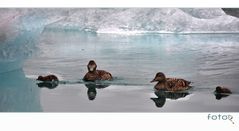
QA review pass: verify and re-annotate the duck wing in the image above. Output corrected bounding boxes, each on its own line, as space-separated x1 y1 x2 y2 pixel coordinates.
166 78 191 91
97 70 113 80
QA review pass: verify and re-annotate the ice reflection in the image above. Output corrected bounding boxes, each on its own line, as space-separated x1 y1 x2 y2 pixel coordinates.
0 69 42 112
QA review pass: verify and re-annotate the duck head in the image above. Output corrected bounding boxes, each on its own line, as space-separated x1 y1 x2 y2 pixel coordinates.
87 60 97 72
151 72 166 83
37 76 43 81
215 86 222 93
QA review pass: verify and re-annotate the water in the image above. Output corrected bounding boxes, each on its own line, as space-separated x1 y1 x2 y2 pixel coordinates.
1 30 239 112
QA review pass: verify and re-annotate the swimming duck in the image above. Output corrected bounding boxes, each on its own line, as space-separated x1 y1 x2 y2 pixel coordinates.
83 60 113 81
214 86 232 100
37 75 59 82
215 86 232 94
150 72 191 92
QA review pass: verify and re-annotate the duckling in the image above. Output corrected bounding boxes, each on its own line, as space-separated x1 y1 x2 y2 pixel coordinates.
83 60 113 81
215 86 232 94
214 86 232 100
150 72 191 92
37 75 59 82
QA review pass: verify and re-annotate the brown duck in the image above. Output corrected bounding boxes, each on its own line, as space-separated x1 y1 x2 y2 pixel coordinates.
37 75 59 82
150 72 191 92
215 86 232 94
83 60 113 81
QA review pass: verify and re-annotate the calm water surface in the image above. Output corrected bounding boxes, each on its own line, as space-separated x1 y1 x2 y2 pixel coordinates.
1 30 239 112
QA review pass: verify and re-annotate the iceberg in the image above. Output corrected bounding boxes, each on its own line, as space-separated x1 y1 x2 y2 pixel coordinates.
0 9 67 73
1 8 239 73
45 8 239 34
0 69 42 111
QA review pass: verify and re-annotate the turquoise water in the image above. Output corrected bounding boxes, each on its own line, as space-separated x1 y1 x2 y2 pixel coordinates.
1 30 239 112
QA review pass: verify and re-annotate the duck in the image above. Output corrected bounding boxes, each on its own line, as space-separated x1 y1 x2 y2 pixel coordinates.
83 60 113 81
150 72 191 92
214 86 232 94
37 75 59 82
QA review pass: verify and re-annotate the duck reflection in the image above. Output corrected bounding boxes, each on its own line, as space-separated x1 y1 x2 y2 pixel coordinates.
150 94 166 108
86 84 97 100
84 83 110 101
37 81 59 89
214 94 230 100
151 91 189 108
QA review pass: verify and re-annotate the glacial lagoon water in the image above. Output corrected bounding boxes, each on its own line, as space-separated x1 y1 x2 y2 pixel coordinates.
1 30 239 112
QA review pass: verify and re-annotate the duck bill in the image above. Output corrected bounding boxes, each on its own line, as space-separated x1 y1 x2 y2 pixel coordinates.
150 79 156 83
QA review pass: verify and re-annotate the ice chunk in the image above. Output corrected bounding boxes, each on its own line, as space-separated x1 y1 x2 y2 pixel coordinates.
0 69 41 111
0 9 67 73
45 8 239 34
